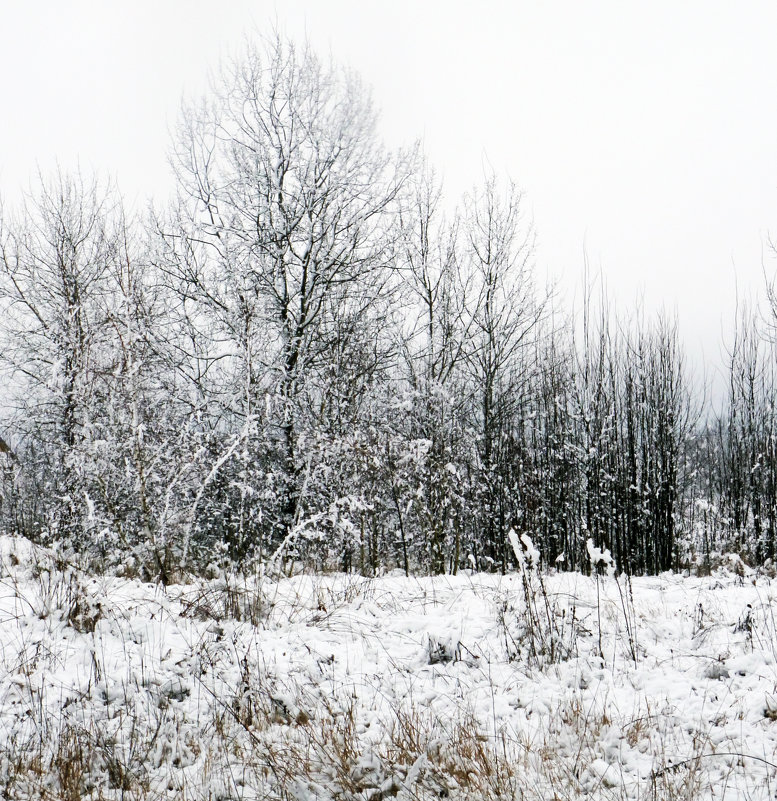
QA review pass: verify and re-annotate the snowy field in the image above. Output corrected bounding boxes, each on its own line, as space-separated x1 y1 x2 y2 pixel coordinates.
1 536 777 800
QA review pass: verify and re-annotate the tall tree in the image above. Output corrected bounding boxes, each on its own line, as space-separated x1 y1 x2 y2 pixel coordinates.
395 169 472 573
165 35 413 561
0 172 118 545
463 176 542 570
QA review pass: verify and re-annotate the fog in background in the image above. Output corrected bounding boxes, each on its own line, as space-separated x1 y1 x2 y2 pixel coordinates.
2 1 776 400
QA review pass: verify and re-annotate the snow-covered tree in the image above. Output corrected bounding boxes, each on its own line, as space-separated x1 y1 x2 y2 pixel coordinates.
163 34 413 563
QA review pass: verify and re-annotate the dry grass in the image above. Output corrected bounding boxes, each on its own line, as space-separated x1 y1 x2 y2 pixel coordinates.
2 538 777 800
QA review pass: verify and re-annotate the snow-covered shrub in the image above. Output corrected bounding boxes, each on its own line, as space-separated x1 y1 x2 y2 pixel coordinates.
426 632 461 665
586 537 616 577
501 530 581 667
177 574 269 627
3 540 105 634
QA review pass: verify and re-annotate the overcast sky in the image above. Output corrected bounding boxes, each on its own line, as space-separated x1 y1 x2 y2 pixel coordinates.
2 1 776 395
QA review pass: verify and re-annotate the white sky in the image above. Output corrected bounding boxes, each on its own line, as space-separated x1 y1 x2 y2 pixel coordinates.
2 1 777 396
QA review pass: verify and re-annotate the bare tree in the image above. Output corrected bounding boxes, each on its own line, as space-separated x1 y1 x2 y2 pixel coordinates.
0 171 118 544
392 168 474 573
462 176 543 570
712 301 777 560
164 35 413 558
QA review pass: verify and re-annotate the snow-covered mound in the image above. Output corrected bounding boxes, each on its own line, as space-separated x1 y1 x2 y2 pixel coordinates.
1 535 776 800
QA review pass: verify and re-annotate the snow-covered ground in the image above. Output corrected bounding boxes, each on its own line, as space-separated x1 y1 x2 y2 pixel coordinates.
1 535 776 800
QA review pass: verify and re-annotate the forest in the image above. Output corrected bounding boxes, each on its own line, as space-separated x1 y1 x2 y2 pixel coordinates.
1 35 776 581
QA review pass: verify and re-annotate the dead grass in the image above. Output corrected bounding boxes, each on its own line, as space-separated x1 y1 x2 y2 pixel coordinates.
2 538 777 800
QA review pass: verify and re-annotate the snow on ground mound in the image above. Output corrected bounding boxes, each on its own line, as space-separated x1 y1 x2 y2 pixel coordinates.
1 535 776 800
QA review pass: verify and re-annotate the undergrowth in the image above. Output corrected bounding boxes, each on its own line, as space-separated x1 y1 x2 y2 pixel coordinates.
1 534 777 800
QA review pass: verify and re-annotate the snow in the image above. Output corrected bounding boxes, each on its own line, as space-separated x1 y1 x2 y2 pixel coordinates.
587 536 617 575
1 534 777 799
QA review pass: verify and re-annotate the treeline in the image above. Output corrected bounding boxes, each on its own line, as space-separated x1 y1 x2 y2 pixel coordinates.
0 36 775 579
